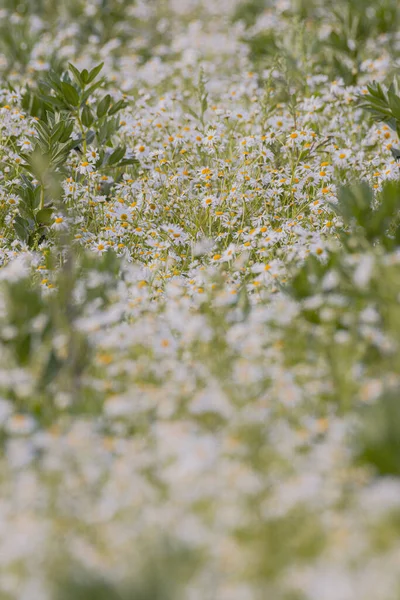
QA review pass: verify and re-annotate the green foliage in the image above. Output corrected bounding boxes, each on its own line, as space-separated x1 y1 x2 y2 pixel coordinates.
235 506 326 582
54 542 198 600
246 30 278 64
0 11 39 75
34 62 131 158
355 391 400 476
0 247 122 416
332 180 400 250
359 79 400 141
14 62 138 246
13 115 75 245
2 2 400 598
232 0 268 27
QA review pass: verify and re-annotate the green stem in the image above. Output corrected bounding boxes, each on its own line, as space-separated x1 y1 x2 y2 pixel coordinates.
76 113 86 155
39 185 45 210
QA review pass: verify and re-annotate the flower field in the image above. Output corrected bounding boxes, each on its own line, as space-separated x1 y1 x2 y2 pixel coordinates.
2 0 400 597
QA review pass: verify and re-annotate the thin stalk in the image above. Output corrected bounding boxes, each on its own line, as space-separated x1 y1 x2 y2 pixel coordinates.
39 184 45 210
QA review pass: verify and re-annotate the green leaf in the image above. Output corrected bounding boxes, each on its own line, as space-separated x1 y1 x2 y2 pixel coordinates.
35 120 51 141
81 78 106 104
108 99 128 116
16 334 32 365
45 72 64 95
390 147 400 160
60 82 80 107
81 105 94 127
37 94 64 111
17 185 37 220
361 95 389 110
36 207 54 225
366 83 385 100
97 117 118 144
86 130 96 145
50 121 66 144
360 97 392 119
59 121 74 143
86 62 104 84
107 145 126 166
335 181 374 228
388 91 400 120
14 215 30 241
68 63 84 88
184 105 199 120
39 350 63 388
118 157 139 166
97 94 112 118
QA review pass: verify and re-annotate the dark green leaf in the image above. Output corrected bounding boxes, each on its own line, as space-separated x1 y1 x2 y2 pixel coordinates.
59 121 74 143
108 99 127 116
388 91 400 120
86 130 96 145
14 215 30 241
36 207 54 225
81 78 106 104
68 63 84 88
118 157 139 166
50 121 66 144
97 94 112 118
60 82 80 107
107 145 126 165
81 105 94 127
86 62 104 84
391 147 400 160
39 350 63 388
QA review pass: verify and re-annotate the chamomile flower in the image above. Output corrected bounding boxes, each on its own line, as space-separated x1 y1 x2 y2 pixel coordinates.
79 161 94 174
51 215 68 230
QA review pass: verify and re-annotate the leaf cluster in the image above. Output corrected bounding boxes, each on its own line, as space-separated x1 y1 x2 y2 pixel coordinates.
359 79 400 145
332 180 400 250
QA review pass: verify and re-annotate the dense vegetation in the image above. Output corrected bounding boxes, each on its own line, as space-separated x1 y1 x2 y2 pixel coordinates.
1 0 400 598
